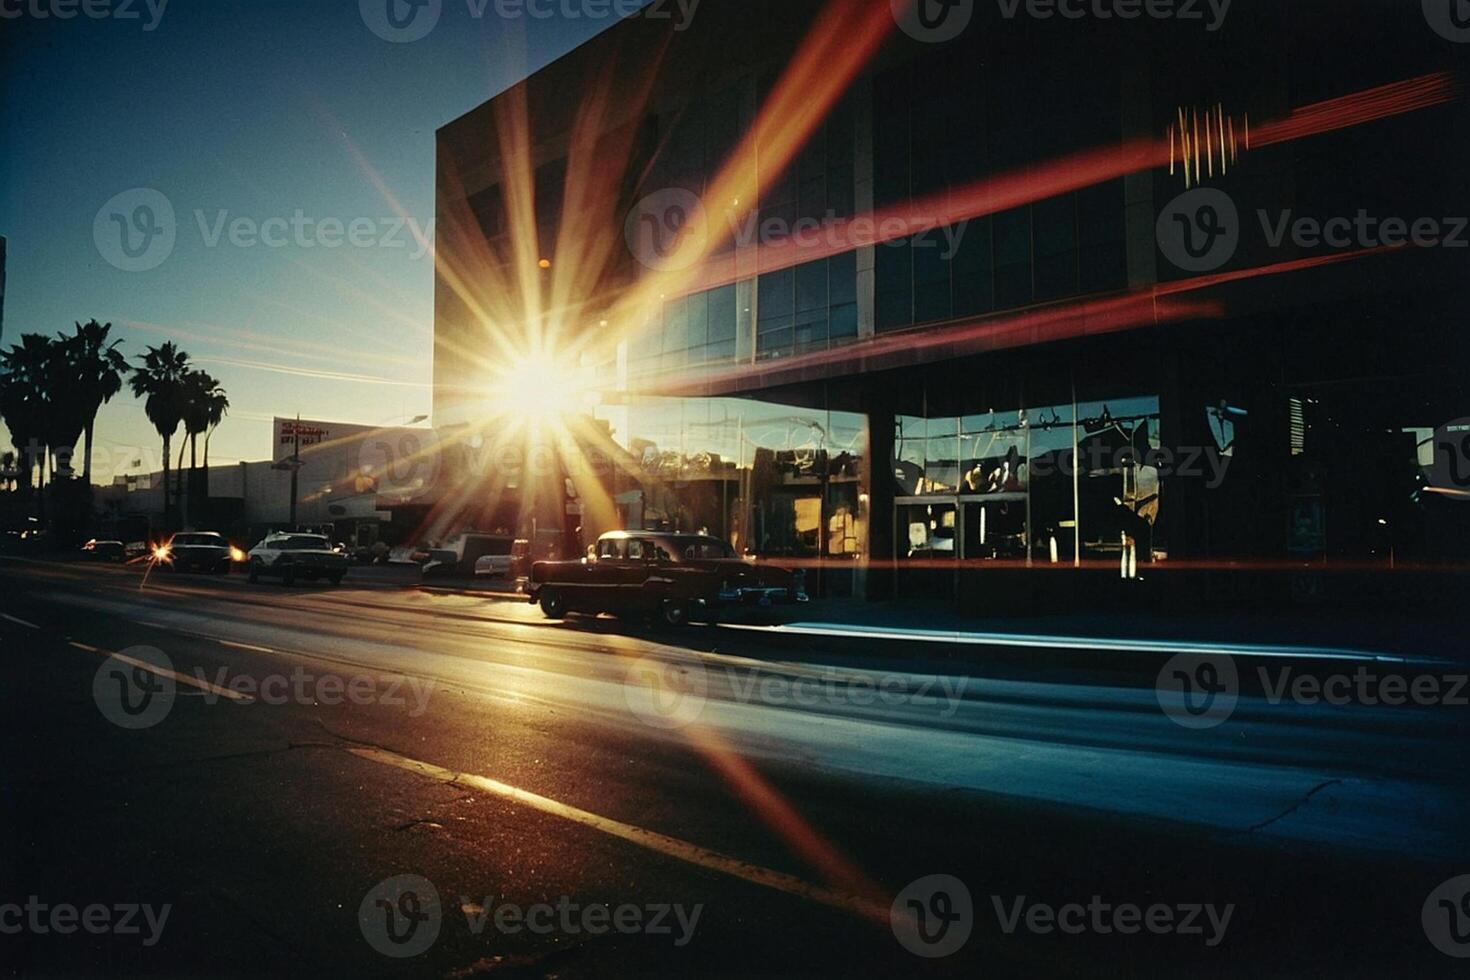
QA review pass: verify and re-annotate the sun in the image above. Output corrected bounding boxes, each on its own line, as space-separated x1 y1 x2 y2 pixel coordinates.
486 349 593 430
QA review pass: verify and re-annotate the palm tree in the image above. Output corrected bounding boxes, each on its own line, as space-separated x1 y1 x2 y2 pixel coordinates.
0 334 59 495
128 342 191 515
181 369 228 505
59 320 130 484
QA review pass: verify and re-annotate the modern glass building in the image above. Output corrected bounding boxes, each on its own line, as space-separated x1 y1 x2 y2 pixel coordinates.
434 0 1469 607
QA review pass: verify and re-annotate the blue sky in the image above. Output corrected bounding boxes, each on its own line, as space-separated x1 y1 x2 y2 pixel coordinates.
1 0 623 479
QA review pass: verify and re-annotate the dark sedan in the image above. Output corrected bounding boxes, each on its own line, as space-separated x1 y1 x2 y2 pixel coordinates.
527 531 806 626
161 532 234 574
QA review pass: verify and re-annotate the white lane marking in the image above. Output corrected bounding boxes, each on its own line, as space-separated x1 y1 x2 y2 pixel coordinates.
720 622 1424 665
1 612 40 630
217 639 275 654
127 618 276 654
68 641 254 703
348 745 888 923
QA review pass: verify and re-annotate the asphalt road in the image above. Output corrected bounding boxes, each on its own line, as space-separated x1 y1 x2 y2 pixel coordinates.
1 557 1467 977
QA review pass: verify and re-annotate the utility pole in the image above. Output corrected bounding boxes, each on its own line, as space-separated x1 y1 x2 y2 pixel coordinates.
272 415 305 530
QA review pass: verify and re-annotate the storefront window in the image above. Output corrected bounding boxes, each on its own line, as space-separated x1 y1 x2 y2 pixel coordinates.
609 394 867 596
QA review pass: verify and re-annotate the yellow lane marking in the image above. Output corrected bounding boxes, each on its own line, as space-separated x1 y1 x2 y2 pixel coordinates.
67 641 254 703
348 745 888 923
1 612 40 630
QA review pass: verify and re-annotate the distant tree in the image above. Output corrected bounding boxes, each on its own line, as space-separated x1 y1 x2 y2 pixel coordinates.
58 320 129 484
0 334 59 494
180 369 228 503
128 342 191 515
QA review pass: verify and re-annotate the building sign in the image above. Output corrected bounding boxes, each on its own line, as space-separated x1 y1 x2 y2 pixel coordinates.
274 418 331 459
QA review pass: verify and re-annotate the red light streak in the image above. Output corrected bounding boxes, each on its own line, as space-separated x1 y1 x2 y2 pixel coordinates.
668 72 1460 299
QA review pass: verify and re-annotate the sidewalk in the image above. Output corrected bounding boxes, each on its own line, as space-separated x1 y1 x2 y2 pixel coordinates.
743 598 1462 665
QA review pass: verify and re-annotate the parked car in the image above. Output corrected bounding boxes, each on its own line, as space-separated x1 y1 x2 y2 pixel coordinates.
526 531 807 626
419 549 462 580
472 535 516 579
246 532 350 586
80 539 126 562
159 531 233 574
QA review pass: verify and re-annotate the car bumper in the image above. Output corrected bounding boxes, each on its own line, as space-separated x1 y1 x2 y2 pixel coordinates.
710 587 809 607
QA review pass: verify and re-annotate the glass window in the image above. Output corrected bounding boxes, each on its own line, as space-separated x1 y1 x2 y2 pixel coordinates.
913 236 952 325
893 415 927 496
1078 180 1126 294
961 411 1027 494
875 239 913 332
952 217 993 317
993 207 1033 310
872 65 911 209
598 538 625 560
627 539 647 560
829 251 858 341
1033 194 1078 301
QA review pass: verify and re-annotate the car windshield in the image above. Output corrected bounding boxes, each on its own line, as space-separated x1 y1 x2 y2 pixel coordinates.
280 536 331 550
172 534 220 546
682 538 736 560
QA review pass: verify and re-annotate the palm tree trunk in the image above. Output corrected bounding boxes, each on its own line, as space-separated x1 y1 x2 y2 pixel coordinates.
161 436 171 514
83 422 95 484
203 426 215 499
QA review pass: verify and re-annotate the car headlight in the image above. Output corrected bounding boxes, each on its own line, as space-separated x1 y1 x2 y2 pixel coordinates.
230 547 248 562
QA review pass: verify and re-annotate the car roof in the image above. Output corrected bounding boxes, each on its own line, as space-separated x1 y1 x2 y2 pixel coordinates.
601 531 718 540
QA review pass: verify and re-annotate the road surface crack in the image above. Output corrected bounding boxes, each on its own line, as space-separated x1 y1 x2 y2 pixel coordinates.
1246 778 1343 833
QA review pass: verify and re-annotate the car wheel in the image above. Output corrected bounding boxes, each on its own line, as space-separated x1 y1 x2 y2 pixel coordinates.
247 562 260 584
329 572 344 585
539 589 567 619
659 598 690 628
281 568 296 587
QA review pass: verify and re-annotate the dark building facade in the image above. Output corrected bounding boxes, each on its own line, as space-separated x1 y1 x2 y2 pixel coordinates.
435 0 1469 608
